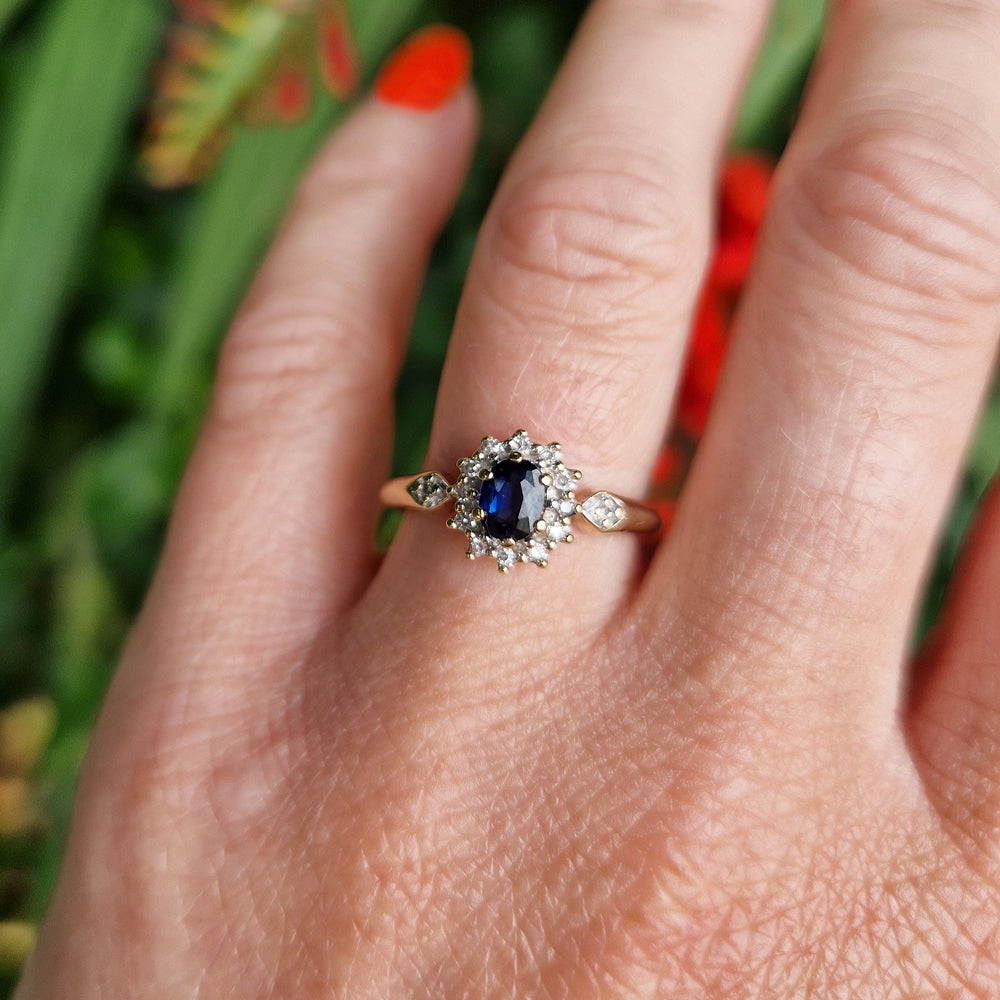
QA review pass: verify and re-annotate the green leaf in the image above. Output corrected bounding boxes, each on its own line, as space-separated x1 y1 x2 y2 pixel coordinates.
150 99 345 422
151 0 428 424
0 0 167 526
733 0 830 151
0 0 31 38
969 380 1000 497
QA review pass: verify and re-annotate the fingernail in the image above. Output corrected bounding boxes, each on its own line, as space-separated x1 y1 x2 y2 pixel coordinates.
375 25 472 111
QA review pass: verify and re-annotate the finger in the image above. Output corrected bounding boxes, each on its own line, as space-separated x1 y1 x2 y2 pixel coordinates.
646 0 1000 716
382 0 770 602
141 52 476 661
909 475 1000 850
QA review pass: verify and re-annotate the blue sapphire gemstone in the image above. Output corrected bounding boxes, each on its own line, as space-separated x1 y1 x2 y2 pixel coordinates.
479 459 547 541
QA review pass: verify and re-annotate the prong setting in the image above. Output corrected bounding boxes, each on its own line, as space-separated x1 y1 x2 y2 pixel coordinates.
580 491 629 531
447 431 578 572
407 471 452 509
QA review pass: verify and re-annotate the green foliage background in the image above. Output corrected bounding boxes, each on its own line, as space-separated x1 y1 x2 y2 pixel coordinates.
0 0 995 992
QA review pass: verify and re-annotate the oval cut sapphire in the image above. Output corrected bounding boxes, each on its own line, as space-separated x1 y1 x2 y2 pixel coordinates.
479 459 546 541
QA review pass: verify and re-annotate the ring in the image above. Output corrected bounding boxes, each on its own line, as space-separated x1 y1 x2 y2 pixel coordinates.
379 430 661 572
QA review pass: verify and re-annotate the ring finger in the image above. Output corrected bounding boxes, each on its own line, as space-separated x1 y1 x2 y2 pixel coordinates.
378 0 771 609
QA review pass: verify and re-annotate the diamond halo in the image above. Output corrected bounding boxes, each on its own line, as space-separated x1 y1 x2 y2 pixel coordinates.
447 430 581 573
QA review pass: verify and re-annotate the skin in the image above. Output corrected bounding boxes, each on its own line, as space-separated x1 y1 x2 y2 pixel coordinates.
16 0 1000 995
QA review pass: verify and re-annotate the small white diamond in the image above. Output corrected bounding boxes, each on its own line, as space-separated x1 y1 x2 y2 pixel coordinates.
479 437 505 461
450 505 479 532
552 466 578 490
550 523 570 543
408 472 450 509
458 457 485 481
557 498 577 517
467 535 490 558
507 430 534 456
452 476 478 500
536 443 561 465
495 547 517 570
527 541 549 564
543 508 570 543
580 492 626 531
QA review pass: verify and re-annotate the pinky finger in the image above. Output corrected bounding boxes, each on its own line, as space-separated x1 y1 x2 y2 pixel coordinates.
909 475 1000 852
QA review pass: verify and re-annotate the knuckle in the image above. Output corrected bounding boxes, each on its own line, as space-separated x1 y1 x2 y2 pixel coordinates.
212 296 392 432
295 111 428 220
206 136 421 435
107 674 303 848
487 144 705 309
471 142 705 455
780 121 1000 324
296 151 411 221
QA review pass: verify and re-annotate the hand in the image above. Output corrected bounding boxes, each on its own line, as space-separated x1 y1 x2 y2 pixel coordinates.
17 3 1000 996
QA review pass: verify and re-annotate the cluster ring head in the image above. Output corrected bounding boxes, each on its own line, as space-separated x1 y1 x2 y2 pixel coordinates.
448 430 580 572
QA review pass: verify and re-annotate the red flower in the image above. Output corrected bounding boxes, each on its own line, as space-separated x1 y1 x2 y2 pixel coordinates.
647 498 676 537
675 282 728 439
650 153 773 539
675 153 773 440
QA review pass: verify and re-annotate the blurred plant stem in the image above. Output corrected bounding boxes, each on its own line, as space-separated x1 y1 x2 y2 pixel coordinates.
0 0 30 38
0 0 166 529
